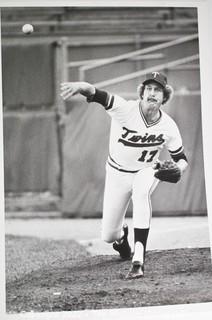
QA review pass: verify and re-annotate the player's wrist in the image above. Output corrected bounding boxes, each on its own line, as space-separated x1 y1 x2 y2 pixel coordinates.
86 86 96 102
176 159 188 174
87 88 110 107
80 82 96 97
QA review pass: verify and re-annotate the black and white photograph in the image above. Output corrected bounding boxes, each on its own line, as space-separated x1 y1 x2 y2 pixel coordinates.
1 1 212 319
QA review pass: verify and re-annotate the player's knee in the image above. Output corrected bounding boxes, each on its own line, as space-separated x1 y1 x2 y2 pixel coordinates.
132 192 149 206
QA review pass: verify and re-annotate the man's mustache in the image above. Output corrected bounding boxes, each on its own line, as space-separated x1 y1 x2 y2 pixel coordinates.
147 97 157 102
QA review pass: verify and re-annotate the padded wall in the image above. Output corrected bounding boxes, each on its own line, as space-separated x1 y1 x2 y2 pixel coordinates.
2 44 54 107
3 112 60 194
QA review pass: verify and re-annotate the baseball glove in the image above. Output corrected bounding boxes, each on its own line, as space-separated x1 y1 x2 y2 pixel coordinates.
154 160 181 183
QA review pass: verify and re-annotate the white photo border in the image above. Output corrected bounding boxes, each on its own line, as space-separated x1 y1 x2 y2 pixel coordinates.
0 1 212 319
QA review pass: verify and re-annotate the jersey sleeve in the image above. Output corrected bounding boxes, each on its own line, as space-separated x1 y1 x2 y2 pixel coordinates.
106 94 134 123
166 120 185 159
88 88 135 125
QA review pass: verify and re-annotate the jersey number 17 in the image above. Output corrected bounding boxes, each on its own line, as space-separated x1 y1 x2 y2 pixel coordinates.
138 150 158 162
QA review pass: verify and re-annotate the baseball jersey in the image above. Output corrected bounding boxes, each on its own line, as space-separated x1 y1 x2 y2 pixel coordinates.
103 94 184 172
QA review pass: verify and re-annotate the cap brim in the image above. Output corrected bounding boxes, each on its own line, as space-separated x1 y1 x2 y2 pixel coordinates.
143 79 165 89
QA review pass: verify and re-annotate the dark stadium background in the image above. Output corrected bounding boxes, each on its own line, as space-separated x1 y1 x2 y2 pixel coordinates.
1 7 206 218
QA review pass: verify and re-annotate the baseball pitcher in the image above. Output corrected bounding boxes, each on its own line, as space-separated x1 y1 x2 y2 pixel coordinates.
60 72 188 279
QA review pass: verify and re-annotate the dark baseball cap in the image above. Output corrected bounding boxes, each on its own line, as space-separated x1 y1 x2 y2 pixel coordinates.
143 72 167 89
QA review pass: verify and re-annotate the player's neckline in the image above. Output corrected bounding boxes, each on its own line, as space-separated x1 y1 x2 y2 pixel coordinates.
139 103 162 127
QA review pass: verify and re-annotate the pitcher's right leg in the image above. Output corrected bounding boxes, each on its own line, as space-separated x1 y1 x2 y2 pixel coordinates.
101 164 133 243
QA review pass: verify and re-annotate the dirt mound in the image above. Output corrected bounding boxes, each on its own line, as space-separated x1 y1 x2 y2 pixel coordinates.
6 235 212 313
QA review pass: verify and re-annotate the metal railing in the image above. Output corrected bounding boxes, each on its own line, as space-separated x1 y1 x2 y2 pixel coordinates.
78 33 198 83
94 54 199 88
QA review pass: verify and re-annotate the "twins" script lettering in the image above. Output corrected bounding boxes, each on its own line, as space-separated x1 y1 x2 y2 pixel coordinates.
118 127 165 147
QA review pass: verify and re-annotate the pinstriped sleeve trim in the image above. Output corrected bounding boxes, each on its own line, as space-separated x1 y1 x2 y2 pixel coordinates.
105 95 114 110
168 146 184 155
169 146 188 163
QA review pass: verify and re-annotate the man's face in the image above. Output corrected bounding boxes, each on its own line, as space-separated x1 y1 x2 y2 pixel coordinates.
142 81 164 112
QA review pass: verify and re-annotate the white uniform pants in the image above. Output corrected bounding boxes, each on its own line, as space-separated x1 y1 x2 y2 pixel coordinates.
101 163 159 243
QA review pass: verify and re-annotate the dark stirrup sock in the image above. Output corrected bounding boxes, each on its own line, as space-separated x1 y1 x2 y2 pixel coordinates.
134 228 150 261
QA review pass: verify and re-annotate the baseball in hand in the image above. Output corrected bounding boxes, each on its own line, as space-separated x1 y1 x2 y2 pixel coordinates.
22 24 34 34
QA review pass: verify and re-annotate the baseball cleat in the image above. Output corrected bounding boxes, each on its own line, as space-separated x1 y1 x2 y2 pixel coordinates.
113 224 132 260
125 261 144 280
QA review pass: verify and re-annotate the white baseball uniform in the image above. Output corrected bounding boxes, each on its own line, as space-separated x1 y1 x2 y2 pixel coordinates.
100 94 184 243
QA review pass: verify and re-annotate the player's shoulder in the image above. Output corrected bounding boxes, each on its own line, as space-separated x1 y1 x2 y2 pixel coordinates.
112 94 139 111
160 110 181 137
127 98 140 108
161 110 178 127
114 94 138 105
